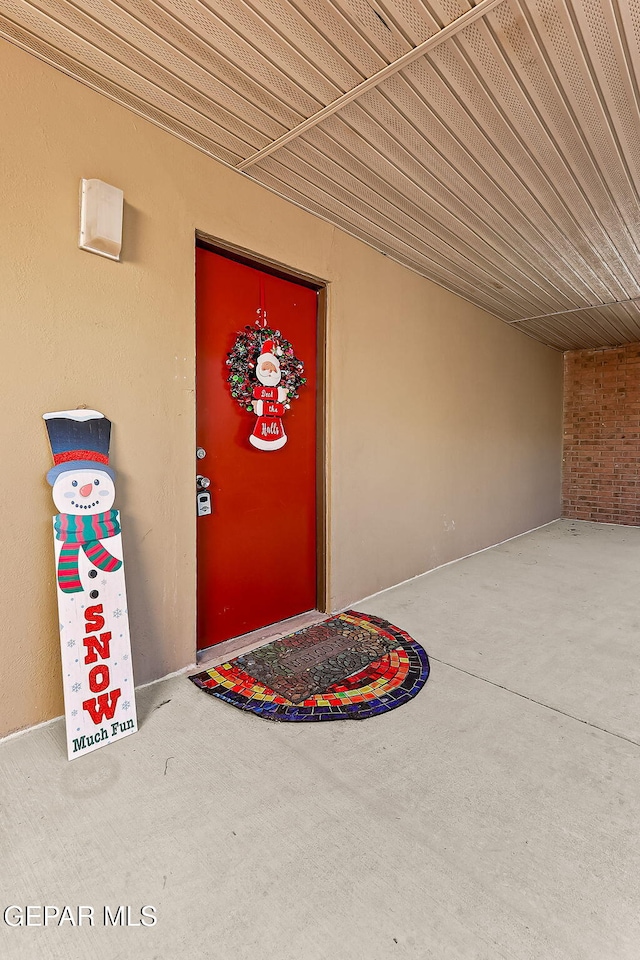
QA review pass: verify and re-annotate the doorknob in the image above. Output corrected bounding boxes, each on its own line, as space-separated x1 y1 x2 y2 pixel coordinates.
196 475 211 489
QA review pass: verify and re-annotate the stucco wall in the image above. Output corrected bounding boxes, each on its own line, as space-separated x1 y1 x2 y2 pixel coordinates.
0 39 563 737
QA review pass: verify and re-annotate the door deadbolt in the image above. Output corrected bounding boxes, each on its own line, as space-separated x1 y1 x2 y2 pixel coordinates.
196 447 207 459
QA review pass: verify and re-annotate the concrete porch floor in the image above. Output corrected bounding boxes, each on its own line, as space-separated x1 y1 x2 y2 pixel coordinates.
1 519 639 960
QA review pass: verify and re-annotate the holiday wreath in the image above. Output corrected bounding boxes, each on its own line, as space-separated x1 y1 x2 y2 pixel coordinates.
226 325 306 411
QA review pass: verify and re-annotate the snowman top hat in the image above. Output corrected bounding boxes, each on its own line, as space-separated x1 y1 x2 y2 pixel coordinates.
43 409 116 485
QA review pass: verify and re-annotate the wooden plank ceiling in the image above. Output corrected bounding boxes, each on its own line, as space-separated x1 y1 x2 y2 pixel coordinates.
2 0 640 350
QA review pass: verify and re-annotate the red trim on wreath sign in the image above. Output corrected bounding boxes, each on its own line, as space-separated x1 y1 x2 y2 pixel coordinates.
253 385 278 400
53 449 110 466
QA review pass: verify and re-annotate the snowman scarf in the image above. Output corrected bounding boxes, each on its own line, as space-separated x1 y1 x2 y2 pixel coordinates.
54 510 122 594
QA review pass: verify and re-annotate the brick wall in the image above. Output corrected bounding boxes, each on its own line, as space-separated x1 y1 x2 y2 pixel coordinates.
563 342 640 524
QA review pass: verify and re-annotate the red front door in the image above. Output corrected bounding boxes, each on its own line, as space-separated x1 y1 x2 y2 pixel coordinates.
196 247 319 649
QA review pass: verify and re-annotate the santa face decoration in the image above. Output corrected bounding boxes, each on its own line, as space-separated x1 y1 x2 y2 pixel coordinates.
256 353 282 388
43 409 137 760
52 469 116 515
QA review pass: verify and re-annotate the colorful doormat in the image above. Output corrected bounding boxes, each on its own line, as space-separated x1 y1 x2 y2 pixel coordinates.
189 611 429 721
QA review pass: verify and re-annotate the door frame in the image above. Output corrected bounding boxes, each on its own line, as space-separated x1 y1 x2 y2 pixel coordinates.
194 231 329 644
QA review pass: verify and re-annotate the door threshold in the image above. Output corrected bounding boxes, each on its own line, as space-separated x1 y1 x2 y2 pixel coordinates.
197 609 327 666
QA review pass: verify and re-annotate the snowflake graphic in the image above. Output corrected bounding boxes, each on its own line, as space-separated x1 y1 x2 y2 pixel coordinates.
101 579 107 586
72 682 81 693
59 623 64 631
67 639 76 648
122 654 129 661
71 709 78 717
122 701 130 711
113 609 122 619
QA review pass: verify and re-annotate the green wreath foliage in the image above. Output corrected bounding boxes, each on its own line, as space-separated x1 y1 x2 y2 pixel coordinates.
226 326 306 411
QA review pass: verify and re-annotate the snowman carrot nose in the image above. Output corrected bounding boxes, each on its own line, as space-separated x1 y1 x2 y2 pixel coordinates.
79 483 94 497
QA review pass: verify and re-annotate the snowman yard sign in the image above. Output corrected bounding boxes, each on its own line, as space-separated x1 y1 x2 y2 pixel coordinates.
44 409 137 760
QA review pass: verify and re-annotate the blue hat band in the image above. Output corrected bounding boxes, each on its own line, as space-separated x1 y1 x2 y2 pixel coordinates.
46 461 116 486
